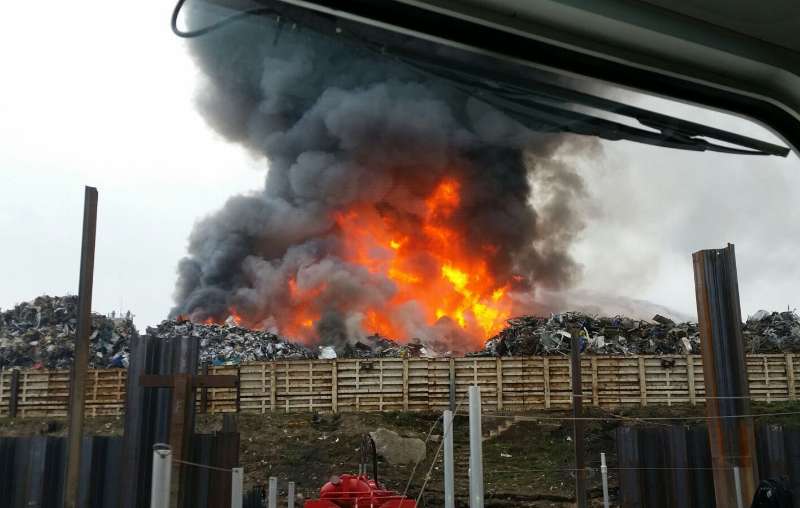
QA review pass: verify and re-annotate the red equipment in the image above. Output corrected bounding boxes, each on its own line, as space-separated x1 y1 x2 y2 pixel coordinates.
304 436 417 508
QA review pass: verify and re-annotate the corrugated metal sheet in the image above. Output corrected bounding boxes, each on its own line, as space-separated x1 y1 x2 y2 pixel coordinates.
0 433 239 508
617 425 800 507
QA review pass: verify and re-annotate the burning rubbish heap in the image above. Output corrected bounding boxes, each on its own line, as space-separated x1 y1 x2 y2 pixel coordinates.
477 309 800 357
171 7 593 355
2 295 799 368
0 295 136 369
145 318 314 365
329 334 440 359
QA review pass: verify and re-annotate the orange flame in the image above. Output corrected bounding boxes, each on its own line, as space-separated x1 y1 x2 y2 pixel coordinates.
331 177 512 347
197 177 515 349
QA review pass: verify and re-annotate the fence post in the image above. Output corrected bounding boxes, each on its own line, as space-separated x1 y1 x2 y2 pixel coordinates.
495 359 503 411
601 452 609 508
268 476 277 508
468 385 484 508
693 244 758 506
687 355 696 406
151 444 172 508
9 369 20 418
638 357 648 407
270 363 277 411
287 481 295 508
571 333 588 508
787 354 796 400
231 467 243 508
402 359 409 411
443 409 455 508
733 466 744 508
543 358 551 409
331 360 338 413
449 359 456 412
236 366 242 412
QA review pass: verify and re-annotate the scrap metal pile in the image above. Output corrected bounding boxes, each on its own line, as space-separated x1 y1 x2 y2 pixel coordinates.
3 295 799 367
742 310 800 353
332 334 433 359
145 317 315 365
0 295 136 369
477 310 800 357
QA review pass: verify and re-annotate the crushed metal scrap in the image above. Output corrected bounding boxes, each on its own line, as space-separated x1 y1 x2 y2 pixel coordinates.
144 317 315 364
473 310 800 357
3 296 800 366
0 295 136 369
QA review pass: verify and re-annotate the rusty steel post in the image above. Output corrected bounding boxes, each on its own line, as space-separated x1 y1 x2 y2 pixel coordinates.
200 362 209 413
64 186 98 508
570 332 588 508
9 369 20 418
693 243 758 507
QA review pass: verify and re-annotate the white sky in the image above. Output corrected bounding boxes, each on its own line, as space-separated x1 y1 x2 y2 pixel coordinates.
1 1 797 330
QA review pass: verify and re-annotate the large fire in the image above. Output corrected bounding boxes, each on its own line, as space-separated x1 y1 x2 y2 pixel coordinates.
274 178 514 349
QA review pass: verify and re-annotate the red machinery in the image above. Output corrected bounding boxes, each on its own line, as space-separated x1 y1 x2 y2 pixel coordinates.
304 436 417 508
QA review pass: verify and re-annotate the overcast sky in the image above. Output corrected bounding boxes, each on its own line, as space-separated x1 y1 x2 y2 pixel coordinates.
1 1 797 331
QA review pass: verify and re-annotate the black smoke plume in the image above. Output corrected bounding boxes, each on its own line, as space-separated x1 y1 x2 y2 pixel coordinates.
172 6 592 349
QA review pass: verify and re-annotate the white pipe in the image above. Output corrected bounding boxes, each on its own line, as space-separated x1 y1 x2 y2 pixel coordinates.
231 467 243 508
288 481 296 508
268 476 278 508
444 409 455 508
468 386 484 508
150 445 171 508
733 466 744 508
601 452 609 508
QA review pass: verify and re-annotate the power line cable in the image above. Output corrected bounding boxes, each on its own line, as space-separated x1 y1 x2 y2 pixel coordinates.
171 0 276 38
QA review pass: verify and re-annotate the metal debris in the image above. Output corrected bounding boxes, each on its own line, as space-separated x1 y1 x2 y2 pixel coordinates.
144 318 315 365
743 310 800 353
476 310 800 356
0 295 136 369
4 295 799 367
337 334 435 359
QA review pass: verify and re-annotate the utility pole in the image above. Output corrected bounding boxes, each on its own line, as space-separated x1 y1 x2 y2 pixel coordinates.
570 332 588 508
64 186 98 508
693 244 758 507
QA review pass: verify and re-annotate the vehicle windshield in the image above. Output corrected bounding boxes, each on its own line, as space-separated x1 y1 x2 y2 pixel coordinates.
1 1 798 507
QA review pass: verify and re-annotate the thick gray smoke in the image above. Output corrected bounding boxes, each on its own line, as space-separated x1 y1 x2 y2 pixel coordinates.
172 10 592 349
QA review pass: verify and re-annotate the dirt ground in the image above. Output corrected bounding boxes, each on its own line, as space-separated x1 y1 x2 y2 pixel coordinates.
3 402 799 507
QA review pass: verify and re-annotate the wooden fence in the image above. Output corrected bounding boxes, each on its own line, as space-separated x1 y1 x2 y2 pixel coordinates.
1 354 798 417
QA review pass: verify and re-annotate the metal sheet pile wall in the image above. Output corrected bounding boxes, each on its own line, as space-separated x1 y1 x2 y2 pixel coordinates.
0 432 238 508
120 334 199 508
616 425 800 508
0 435 121 508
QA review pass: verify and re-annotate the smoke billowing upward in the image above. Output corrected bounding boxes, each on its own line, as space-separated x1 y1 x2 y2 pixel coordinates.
172 8 593 351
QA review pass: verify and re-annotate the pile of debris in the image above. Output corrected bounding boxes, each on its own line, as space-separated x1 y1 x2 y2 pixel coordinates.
743 310 800 353
326 334 434 359
477 312 699 356
145 318 315 365
4 294 799 368
0 295 137 369
478 309 800 357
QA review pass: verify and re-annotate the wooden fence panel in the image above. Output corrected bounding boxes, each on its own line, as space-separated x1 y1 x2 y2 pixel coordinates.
642 356 691 407
207 365 239 413
3 354 800 417
453 358 498 409
0 370 8 416
272 361 333 413
747 354 792 403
